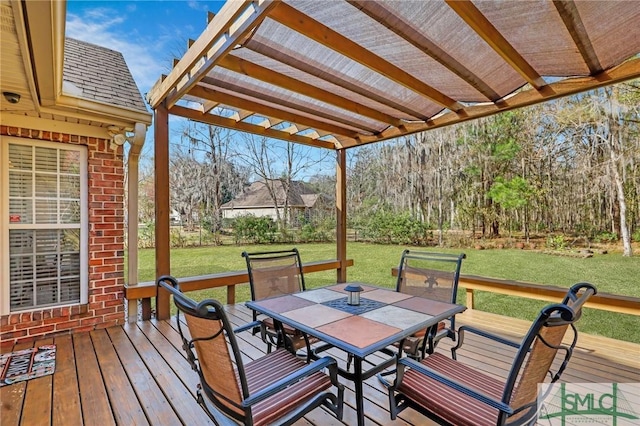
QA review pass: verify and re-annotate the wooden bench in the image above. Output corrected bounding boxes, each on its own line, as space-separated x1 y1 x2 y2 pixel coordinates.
126 259 354 322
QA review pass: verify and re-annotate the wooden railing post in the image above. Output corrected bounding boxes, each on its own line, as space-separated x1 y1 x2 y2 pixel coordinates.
336 149 347 283
154 103 171 320
466 288 475 309
227 285 236 305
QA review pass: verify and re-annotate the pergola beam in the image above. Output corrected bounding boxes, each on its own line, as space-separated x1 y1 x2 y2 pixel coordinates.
218 55 401 127
553 0 603 74
342 56 640 148
169 105 340 150
247 39 432 121
188 84 363 138
347 0 501 102
269 2 465 114
446 0 548 92
200 76 383 134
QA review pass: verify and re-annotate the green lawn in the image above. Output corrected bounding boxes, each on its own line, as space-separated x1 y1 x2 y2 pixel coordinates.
135 242 640 343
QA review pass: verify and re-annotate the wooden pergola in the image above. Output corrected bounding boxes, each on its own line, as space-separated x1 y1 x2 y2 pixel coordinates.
146 0 640 319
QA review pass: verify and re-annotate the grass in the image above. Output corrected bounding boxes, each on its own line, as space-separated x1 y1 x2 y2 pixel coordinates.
135 242 640 344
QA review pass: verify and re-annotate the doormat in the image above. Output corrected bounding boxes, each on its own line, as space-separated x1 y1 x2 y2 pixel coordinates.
0 345 56 387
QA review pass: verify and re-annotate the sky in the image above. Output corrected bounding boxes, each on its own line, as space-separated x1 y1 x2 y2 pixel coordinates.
66 0 226 97
64 0 338 178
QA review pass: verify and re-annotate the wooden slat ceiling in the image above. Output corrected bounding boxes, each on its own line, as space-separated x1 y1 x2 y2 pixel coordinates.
147 0 640 150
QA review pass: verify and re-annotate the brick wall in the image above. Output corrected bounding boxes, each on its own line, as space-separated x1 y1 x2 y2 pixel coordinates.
1 125 126 348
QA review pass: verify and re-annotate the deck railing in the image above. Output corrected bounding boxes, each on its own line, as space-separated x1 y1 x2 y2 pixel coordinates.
125 259 354 322
126 261 638 322
391 268 640 316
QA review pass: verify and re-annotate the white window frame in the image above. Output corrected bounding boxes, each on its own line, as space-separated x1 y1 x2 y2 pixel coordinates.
1 136 88 315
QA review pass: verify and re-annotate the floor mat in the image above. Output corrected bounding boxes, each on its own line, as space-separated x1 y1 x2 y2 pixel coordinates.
1 345 56 387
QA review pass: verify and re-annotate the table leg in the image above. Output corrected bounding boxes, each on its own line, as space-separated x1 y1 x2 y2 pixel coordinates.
354 356 365 426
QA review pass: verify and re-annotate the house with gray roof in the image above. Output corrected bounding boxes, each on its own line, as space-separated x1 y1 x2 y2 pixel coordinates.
0 0 152 345
221 179 328 225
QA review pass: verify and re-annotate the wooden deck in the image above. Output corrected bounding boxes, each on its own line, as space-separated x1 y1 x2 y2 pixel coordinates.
2 305 639 426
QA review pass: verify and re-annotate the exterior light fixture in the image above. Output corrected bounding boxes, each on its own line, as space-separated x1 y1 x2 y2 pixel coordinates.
345 284 363 306
3 92 21 104
107 126 129 150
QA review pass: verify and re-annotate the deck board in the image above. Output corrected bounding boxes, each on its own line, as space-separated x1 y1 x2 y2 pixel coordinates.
92 329 149 426
52 335 82 426
20 339 53 426
1 306 639 426
73 332 115 425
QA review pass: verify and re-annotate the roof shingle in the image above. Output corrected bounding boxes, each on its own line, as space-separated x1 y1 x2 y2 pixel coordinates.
63 38 148 113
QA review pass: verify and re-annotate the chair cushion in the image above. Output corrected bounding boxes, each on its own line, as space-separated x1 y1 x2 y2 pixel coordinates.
244 349 332 426
397 353 505 426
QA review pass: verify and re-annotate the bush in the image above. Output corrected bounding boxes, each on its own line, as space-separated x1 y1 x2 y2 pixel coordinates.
546 234 567 250
358 210 428 245
232 215 276 244
594 232 618 243
138 222 155 248
299 222 332 243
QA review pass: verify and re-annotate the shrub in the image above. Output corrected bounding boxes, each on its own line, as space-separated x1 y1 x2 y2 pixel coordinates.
546 235 567 250
594 232 618 243
232 215 276 244
358 210 428 245
138 222 155 248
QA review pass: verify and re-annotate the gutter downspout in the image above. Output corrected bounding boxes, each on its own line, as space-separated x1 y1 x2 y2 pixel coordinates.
126 122 147 322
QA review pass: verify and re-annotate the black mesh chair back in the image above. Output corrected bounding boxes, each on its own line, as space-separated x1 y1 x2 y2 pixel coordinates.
396 250 466 356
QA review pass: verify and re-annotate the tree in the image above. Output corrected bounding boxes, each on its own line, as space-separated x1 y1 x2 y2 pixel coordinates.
171 122 247 241
235 134 330 231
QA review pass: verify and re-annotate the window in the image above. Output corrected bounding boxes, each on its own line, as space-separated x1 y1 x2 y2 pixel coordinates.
1 137 88 314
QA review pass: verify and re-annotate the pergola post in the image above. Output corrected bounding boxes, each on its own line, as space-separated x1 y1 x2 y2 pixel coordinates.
336 148 347 283
154 103 171 320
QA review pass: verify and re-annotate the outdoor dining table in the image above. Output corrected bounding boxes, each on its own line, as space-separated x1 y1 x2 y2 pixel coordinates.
245 283 467 426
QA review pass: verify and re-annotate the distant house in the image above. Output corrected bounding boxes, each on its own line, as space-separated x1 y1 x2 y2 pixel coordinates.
1 1 151 346
221 180 328 225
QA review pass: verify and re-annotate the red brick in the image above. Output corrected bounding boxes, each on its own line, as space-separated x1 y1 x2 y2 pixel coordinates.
28 325 55 335
56 320 81 330
2 329 28 340
94 307 116 316
15 320 43 331
81 317 101 326
94 294 117 302
105 312 124 322
1 324 15 333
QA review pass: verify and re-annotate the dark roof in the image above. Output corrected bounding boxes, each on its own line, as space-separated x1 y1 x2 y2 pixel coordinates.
63 38 148 113
221 180 316 209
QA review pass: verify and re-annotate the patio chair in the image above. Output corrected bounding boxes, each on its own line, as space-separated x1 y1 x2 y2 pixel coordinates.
348 250 466 372
157 275 344 426
394 250 466 359
241 248 318 355
383 282 597 426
